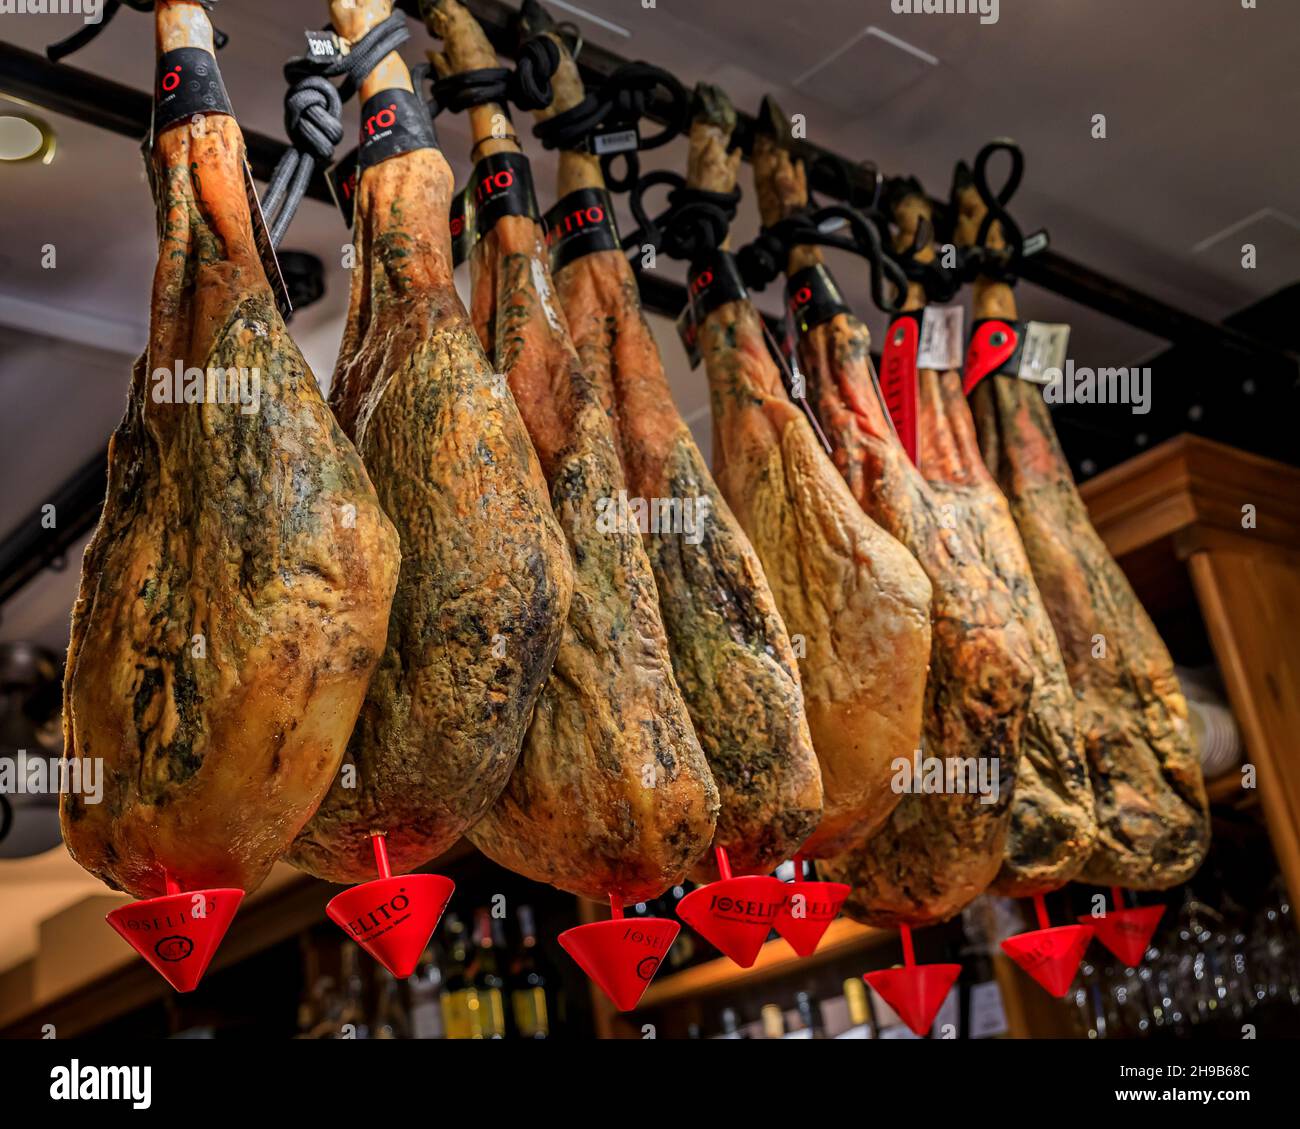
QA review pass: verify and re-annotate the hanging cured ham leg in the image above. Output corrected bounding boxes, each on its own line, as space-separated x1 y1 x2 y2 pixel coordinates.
886 180 1096 898
286 0 573 951
746 107 1034 929
672 87 932 869
423 0 717 927
515 0 823 913
61 0 400 991
951 147 1209 890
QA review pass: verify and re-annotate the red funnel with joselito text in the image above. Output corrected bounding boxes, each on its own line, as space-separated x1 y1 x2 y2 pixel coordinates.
559 900 679 1011
772 855 849 958
324 834 454 979
676 847 785 968
1002 925 1093 997
864 963 961 1038
1083 890 1164 966
1000 893 1092 997
862 924 957 1037
105 877 242 993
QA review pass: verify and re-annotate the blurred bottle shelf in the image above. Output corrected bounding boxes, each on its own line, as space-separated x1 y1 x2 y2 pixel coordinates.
638 918 887 1009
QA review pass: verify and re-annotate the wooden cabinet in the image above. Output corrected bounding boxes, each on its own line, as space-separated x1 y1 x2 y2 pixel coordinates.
1079 435 1300 912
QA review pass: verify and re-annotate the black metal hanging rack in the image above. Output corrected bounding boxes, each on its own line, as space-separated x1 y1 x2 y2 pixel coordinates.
0 0 1296 611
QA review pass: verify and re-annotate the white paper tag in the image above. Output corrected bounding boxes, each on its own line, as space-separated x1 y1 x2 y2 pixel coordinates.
969 979 1009 1039
917 305 964 371
1017 321 1071 384
593 128 639 156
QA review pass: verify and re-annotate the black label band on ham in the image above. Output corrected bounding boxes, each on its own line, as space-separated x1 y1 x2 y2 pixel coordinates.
676 252 749 370
688 250 748 320
358 88 439 174
470 152 539 239
786 263 851 336
153 47 232 134
450 185 476 267
543 188 620 272
325 146 361 229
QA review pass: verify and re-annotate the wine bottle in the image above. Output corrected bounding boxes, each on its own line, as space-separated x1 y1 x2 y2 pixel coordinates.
408 944 446 1040
338 943 371 1040
470 907 507 1039
509 904 551 1039
373 966 410 1039
440 914 473 1040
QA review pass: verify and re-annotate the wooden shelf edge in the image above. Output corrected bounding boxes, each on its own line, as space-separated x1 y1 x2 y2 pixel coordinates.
637 917 888 1010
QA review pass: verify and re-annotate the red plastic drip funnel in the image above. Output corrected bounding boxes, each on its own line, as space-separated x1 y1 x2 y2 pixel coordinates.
1001 924 1094 997
864 964 960 1038
677 873 787 968
106 887 243 993
1083 905 1164 966
326 874 454 979
560 912 679 1011
773 881 849 958
325 834 453 979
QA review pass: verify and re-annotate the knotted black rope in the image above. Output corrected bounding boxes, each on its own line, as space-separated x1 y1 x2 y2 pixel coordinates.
622 170 739 265
947 138 1041 286
736 204 909 315
261 11 412 248
429 35 559 117
47 1 226 63
877 177 963 305
533 62 689 192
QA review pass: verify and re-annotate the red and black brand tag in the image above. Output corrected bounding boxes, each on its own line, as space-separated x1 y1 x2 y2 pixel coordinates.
449 185 475 267
357 87 439 174
542 187 620 272
325 146 360 229
880 312 923 465
785 263 851 336
687 249 748 321
470 151 539 239
153 47 233 134
963 318 1023 395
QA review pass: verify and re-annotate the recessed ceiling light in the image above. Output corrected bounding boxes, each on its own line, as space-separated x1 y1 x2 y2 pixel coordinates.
0 113 56 164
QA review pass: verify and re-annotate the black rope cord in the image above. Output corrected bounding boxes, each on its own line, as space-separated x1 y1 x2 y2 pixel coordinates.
428 35 559 118
261 11 413 249
47 1 226 63
948 138 1034 286
878 177 963 306
622 170 740 265
533 62 690 193
736 203 910 315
